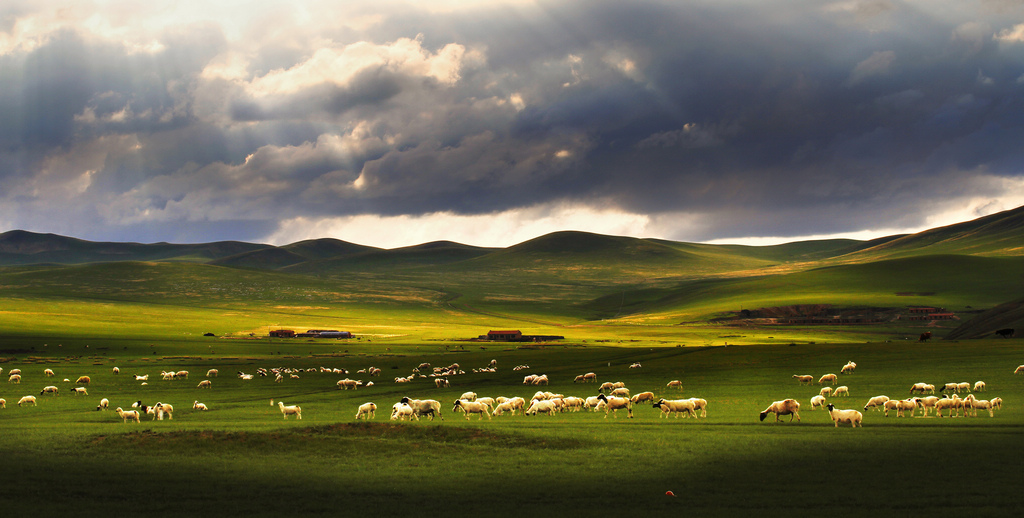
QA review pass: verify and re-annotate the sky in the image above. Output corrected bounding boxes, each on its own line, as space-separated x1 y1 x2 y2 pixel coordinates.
2 0 1024 248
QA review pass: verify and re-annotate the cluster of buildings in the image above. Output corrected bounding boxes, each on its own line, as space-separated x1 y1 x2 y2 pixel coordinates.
269 329 352 338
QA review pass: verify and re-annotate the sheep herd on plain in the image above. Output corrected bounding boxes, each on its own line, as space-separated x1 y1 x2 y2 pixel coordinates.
0 358 1020 428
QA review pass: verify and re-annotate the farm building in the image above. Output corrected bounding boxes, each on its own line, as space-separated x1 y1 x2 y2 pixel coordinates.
269 329 295 338
487 330 523 341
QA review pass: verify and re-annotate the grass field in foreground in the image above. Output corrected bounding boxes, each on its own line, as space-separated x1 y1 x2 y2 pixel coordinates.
1 337 1022 517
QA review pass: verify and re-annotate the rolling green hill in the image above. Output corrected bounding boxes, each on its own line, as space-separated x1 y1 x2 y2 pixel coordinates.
0 205 1022 342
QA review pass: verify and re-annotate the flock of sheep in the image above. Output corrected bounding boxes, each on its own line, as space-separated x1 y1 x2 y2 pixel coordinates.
765 360 1010 427
2 358 1019 428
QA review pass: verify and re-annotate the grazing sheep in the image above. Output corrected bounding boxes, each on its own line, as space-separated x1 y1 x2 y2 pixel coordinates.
841 361 856 374
560 396 586 412
193 400 208 411
524 399 559 416
337 378 363 390
810 395 827 410
653 398 696 418
493 400 519 416
688 398 708 418
355 402 377 420
73 386 88 396
894 399 918 417
973 381 986 392
826 403 862 427
956 382 971 393
759 399 800 422
935 395 961 418
134 374 149 381
453 399 492 420
206 369 219 377
833 386 850 397
175 371 189 379
963 395 994 417
913 396 940 416
154 402 173 420
666 380 683 390
115 407 140 423
76 376 91 385
819 387 832 397
390 403 416 421
278 401 302 420
459 391 478 402
197 380 212 389
8 374 21 384
630 392 656 405
17 395 36 406
609 387 630 398
818 373 838 385
910 383 935 394
1015 365 1024 375
0 398 4 408
597 394 633 418
598 382 615 393
399 397 443 421
434 378 449 388
882 399 901 417
793 375 814 385
629 362 642 369
863 395 890 412
940 383 960 394
531 374 549 386
40 385 59 396
112 367 119 375
44 368 55 377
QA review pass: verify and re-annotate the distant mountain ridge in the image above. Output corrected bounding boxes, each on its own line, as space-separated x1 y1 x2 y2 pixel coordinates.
1 204 1021 271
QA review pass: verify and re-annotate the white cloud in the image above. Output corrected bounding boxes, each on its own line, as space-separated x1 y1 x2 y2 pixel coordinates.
996 23 1024 42
847 50 896 85
264 202 655 248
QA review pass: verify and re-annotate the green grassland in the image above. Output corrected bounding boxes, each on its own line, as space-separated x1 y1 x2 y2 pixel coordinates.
1 207 1023 516
1 339 1023 517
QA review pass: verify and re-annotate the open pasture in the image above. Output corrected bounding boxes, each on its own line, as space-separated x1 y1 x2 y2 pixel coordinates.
1 337 1022 517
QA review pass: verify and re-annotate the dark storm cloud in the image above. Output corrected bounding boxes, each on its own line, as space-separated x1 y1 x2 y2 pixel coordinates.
2 0 1024 244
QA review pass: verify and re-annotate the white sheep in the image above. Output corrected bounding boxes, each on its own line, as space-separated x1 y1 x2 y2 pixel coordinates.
819 386 832 397
206 369 219 377
963 395 994 417
154 402 173 420
759 399 800 422
355 402 377 420
73 386 88 396
863 395 889 412
278 401 302 419
935 395 961 417
44 368 55 377
40 385 59 396
666 380 683 390
399 398 443 420
459 391 477 401
913 396 940 416
17 395 36 406
493 400 518 416
833 386 849 397
8 374 21 384
630 392 656 405
434 378 449 388
197 380 212 389
1015 365 1024 375
973 381 986 392
841 361 856 374
597 394 633 418
810 395 827 410
336 378 362 390
792 375 814 385
453 399 491 420
134 374 149 381
115 407 140 423
894 398 917 417
524 399 558 416
193 400 208 411
0 398 4 408
940 382 960 394
76 376 91 385
956 382 971 393
609 387 630 398
991 397 1003 410
882 399 901 417
818 373 838 385
531 374 549 386
688 397 708 418
112 366 120 375
826 403 862 427
910 382 935 394
653 398 696 418
390 402 416 421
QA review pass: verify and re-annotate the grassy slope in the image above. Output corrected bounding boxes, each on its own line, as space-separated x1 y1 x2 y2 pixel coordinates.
0 339 1021 517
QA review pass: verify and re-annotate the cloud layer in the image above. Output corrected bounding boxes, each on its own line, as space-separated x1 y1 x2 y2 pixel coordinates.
2 0 1024 246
